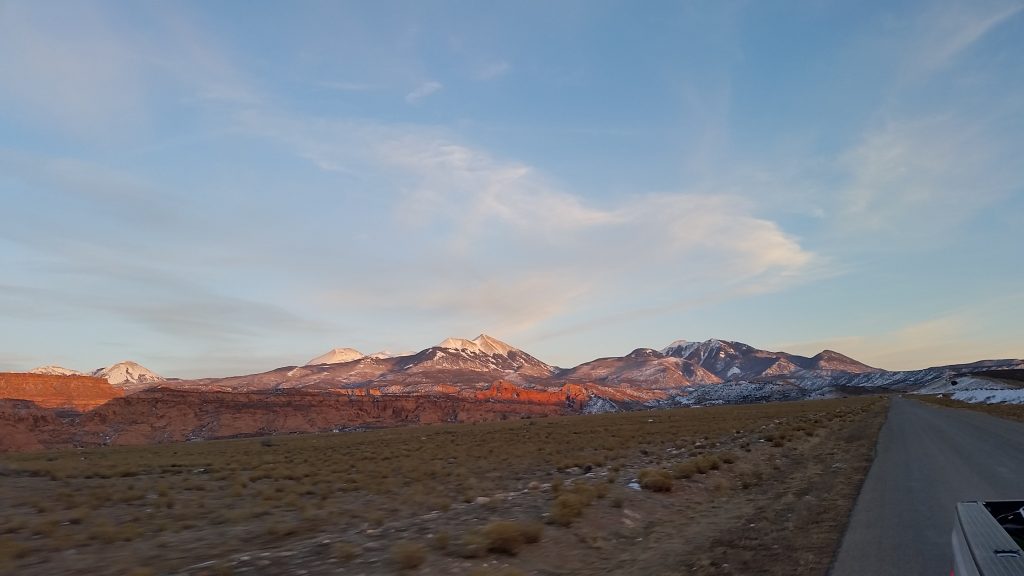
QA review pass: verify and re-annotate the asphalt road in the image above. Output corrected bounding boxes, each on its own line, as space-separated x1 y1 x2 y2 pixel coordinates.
831 396 1024 575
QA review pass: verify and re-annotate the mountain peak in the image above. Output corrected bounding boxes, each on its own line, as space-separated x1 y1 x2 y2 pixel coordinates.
627 348 664 360
91 361 163 388
661 339 701 357
436 334 518 356
810 349 879 373
29 365 83 377
366 350 414 360
306 348 365 366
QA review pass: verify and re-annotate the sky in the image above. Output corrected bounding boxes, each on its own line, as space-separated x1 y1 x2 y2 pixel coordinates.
1 0 1022 378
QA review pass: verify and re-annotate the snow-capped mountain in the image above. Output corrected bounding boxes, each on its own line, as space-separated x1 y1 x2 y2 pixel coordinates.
436 334 518 356
168 334 555 393
27 362 163 391
91 361 164 392
306 348 365 366
367 350 415 359
29 365 83 377
395 334 555 378
661 338 878 381
143 334 1022 410
305 348 415 366
560 348 721 389
812 359 1024 393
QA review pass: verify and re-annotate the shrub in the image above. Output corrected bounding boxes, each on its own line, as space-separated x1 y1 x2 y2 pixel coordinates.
570 482 597 505
430 530 449 551
481 520 543 555
737 466 764 489
391 541 426 570
521 521 543 543
330 541 361 562
549 494 585 526
452 532 488 558
711 478 731 495
672 461 697 479
637 469 673 492
0 537 29 564
694 455 720 474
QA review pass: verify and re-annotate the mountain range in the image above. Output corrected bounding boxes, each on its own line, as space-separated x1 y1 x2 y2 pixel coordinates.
49 334 1016 406
3 334 1021 451
29 361 164 393
21 335 1024 403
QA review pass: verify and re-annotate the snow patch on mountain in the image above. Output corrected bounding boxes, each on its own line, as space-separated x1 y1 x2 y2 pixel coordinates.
661 340 701 358
306 348 365 366
437 334 518 356
29 365 83 376
367 350 414 359
91 361 163 388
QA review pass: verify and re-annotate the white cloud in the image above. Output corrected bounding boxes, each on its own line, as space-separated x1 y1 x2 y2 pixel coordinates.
373 135 619 236
405 80 443 103
241 112 819 336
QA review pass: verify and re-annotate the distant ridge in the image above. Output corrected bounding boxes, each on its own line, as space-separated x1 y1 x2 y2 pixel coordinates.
28 361 163 392
20 337 1023 408
306 348 364 366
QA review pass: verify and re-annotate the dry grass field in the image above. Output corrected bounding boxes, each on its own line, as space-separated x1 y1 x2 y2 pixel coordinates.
0 396 888 575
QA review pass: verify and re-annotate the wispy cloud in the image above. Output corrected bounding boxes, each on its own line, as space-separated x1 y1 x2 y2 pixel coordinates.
908 1 1023 74
0 2 259 138
476 60 510 80
405 80 443 103
320 81 375 92
0 2 146 137
373 135 618 237
836 114 1018 245
241 110 819 338
778 292 1024 370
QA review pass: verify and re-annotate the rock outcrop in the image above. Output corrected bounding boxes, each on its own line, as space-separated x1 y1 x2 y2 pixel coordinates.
0 382 582 452
0 372 124 411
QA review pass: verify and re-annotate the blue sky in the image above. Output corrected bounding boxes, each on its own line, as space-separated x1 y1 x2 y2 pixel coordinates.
1 0 1022 377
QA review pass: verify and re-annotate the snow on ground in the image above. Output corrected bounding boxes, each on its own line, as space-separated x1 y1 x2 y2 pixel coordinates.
915 375 1012 395
950 389 1024 405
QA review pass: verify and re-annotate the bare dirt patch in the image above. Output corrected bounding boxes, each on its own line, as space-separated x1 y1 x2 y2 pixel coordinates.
0 396 887 575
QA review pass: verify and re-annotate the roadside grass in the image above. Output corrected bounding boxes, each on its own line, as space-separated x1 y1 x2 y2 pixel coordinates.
0 396 884 575
915 394 1024 424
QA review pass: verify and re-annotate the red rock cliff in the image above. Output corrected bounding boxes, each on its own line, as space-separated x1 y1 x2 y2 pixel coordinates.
0 373 124 411
465 381 589 408
0 386 576 452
